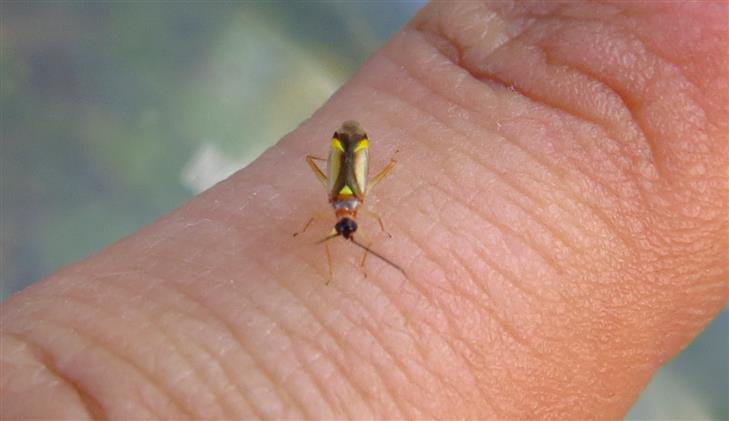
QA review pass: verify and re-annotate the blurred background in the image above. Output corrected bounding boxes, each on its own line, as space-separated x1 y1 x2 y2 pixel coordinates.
1 2 726 419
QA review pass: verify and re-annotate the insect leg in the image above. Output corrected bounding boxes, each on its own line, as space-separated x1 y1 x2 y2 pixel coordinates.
359 208 392 238
292 217 314 237
325 241 333 285
292 209 331 237
355 227 374 270
367 158 396 193
306 155 328 188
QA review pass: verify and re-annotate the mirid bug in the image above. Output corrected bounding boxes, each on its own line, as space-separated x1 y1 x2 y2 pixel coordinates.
294 121 407 282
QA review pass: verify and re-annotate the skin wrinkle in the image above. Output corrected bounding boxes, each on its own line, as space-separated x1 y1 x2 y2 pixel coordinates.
336 324 410 418
378 31 640 257
274 332 340 418
280 294 405 418
157 212 430 418
539 19 658 130
391 169 549 348
340 324 410 417
406 25 644 256
374 269 479 415
177 278 319 420
474 13 712 190
368 81 607 263
445 248 543 360
499 189 577 253
131 262 306 418
202 299 311 420
147 250 313 417
454 135 588 251
141 318 235 419
294 316 367 418
443 191 544 300
322 272 443 414
537 9 720 113
411 254 509 418
552 114 654 221
396 243 505 414
4 333 102 420
411 1 543 67
68 287 236 418
22 293 205 417
367 79 579 270
254 262 348 418
7 316 188 419
444 223 551 356
363 207 500 416
135 275 268 420
370 83 561 288
474 198 566 277
254 253 410 417
476 65 651 170
391 185 547 387
334 318 418 418
466 5 657 154
383 79 581 261
246 247 426 417
454 18 656 178
384 168 616 416
327 249 420 344
538 31 673 180
337 251 423 345
86 274 247 418
491 129 640 255
410 146 551 302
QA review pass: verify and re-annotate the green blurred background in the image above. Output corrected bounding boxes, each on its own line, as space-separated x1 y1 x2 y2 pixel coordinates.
1 3 726 419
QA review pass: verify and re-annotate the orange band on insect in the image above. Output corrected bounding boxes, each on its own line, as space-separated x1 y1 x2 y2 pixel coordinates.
294 121 406 283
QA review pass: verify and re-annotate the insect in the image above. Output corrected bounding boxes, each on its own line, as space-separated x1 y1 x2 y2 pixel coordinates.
294 120 407 282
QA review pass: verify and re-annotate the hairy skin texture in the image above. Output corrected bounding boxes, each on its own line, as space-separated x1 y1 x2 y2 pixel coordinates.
1 2 727 419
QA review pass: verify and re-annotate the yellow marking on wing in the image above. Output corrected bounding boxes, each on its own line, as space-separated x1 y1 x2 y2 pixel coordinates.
331 138 345 152
339 185 354 195
354 139 369 152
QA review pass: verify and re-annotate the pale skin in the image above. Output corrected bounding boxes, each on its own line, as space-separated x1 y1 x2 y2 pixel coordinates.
2 2 728 419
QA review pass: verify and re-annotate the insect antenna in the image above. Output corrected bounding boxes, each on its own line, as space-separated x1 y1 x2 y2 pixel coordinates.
349 237 408 279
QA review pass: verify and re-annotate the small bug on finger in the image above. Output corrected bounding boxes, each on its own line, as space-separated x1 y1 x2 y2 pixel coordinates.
294 121 406 283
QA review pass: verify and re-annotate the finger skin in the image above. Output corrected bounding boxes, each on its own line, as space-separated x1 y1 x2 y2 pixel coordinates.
1 2 727 419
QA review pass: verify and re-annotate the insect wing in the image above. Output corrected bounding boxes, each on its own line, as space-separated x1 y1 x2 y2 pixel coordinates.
327 137 346 199
351 139 369 197
328 122 369 201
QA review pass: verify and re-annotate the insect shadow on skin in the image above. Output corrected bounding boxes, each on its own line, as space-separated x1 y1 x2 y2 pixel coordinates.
293 120 408 284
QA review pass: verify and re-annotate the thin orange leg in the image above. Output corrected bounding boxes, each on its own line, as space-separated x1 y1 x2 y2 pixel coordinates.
293 217 314 237
359 208 391 238
367 158 396 193
355 227 374 274
325 242 333 285
292 208 331 237
306 155 328 188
